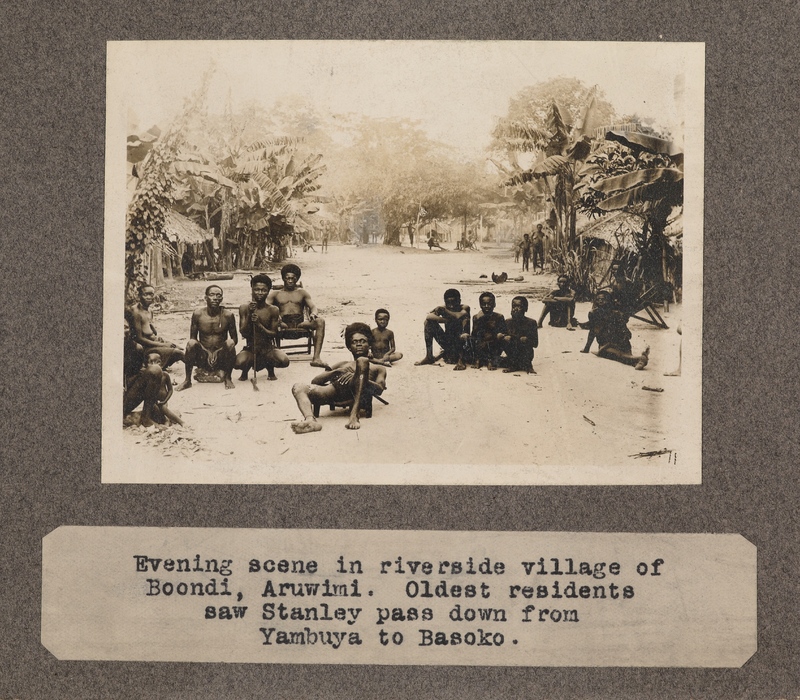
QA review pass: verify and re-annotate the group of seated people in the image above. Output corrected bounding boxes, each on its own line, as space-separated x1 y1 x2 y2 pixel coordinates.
414 275 649 374
124 264 398 433
123 266 649 434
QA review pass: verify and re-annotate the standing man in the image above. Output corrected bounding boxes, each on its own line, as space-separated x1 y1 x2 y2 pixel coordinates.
521 233 532 272
128 285 184 369
176 285 239 391
532 224 546 273
266 263 328 368
235 274 290 382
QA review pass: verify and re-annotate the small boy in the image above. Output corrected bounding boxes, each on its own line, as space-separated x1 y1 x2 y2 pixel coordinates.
145 352 184 425
501 296 538 373
370 308 403 365
471 292 507 370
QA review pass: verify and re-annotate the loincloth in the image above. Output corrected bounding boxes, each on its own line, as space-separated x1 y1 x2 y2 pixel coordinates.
281 313 306 329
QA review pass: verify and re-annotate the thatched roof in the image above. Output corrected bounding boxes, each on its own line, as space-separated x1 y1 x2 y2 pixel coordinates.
578 212 643 249
164 210 209 245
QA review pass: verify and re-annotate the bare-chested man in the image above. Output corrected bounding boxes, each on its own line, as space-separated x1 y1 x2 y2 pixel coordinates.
176 285 238 391
537 275 577 330
291 322 387 433
234 274 289 381
128 285 184 368
266 263 327 368
414 288 470 370
580 290 649 369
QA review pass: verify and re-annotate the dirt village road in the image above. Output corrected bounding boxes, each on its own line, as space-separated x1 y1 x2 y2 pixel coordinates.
112 242 690 485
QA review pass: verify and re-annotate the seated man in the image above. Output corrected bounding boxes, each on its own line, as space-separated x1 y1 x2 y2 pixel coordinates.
608 263 638 316
580 290 649 370
537 275 577 330
291 322 387 434
124 320 182 426
471 291 507 370
235 274 290 381
427 232 445 250
127 284 184 368
501 295 538 374
176 285 238 391
266 263 327 368
370 308 403 365
415 288 470 370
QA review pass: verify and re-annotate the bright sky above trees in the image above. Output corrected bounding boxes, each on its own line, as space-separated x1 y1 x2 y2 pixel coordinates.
118 41 691 158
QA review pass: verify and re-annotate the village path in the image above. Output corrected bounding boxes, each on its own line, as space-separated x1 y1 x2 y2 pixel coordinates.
113 241 688 485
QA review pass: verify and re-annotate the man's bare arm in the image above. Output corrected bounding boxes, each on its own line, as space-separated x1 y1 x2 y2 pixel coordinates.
238 304 251 337
226 312 239 345
189 310 200 341
301 289 319 319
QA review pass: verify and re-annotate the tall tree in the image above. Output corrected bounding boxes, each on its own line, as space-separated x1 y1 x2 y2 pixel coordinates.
491 78 617 249
125 71 212 301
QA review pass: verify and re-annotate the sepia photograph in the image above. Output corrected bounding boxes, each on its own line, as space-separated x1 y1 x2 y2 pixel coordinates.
103 40 704 484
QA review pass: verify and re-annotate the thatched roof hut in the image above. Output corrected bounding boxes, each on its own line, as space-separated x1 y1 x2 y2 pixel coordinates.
163 210 209 245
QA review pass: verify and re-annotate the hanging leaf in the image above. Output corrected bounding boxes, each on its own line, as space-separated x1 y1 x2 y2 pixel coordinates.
592 167 683 194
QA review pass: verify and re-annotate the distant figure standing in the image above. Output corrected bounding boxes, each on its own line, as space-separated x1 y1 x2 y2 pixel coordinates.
181 248 194 277
521 234 532 272
321 231 329 253
532 224 546 273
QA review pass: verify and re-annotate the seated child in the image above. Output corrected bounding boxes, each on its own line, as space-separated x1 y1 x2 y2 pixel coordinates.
501 296 538 373
125 347 184 426
370 308 403 365
471 292 507 370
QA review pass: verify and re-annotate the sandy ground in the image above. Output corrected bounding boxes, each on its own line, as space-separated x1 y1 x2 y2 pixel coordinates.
111 242 695 485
